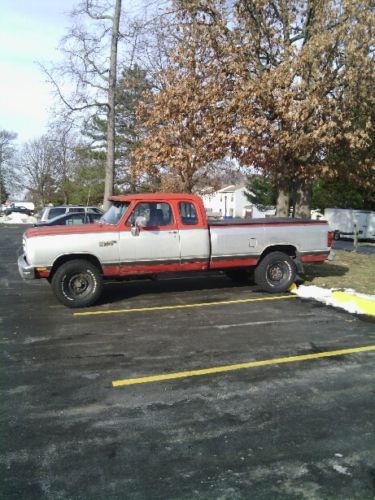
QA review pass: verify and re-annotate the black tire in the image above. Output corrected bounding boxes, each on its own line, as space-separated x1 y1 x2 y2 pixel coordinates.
333 230 340 241
224 268 254 283
51 259 102 308
254 251 296 293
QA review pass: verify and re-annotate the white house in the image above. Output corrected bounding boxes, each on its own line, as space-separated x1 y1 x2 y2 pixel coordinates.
200 184 275 219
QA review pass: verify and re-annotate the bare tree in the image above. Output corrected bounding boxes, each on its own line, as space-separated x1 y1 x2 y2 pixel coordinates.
15 137 58 206
131 9 180 91
48 121 79 204
42 0 122 209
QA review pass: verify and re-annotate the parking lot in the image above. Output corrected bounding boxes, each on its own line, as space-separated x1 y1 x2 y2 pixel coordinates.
1 225 375 499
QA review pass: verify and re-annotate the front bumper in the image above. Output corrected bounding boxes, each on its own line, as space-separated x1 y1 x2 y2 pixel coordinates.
18 254 35 279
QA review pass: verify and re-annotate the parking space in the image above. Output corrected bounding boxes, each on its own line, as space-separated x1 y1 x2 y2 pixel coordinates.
1 225 375 499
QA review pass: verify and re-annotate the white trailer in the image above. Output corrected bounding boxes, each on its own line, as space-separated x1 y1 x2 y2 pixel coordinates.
324 208 375 241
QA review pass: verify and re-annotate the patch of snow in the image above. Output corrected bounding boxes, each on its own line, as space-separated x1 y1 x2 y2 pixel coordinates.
291 285 375 316
332 464 351 476
293 285 332 301
1 213 36 224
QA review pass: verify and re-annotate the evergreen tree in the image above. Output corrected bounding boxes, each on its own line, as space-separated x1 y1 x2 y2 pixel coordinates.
0 129 17 203
67 146 106 206
0 172 9 204
245 175 277 211
84 65 151 192
312 179 375 211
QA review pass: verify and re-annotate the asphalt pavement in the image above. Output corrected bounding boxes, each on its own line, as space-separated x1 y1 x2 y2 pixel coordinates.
333 238 375 255
1 225 375 499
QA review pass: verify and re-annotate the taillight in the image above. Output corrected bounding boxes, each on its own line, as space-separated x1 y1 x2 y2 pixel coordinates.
327 231 333 248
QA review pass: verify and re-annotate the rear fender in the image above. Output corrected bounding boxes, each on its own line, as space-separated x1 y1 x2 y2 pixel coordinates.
259 245 303 273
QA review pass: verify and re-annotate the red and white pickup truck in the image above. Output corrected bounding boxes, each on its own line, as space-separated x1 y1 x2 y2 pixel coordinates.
18 193 332 307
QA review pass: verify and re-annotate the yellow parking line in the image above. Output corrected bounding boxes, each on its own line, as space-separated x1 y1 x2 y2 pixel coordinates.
112 345 375 387
74 294 296 317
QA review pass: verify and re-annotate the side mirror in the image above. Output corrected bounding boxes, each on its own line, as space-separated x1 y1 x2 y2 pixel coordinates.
131 215 147 236
131 225 139 236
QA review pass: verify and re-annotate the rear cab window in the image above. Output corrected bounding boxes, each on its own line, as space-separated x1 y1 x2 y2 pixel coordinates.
179 202 198 225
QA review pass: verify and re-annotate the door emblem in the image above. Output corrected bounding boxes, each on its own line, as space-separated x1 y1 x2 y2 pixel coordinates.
99 240 117 247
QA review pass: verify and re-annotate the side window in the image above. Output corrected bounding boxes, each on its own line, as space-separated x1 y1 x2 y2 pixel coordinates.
179 202 198 225
68 207 85 213
127 202 174 227
48 208 65 219
73 215 85 224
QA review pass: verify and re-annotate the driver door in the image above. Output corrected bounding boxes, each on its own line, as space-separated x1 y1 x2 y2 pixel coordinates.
118 201 181 275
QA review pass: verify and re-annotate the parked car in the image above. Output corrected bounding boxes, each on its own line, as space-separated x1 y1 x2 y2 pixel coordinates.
10 201 35 213
4 206 33 216
34 212 103 227
37 205 103 222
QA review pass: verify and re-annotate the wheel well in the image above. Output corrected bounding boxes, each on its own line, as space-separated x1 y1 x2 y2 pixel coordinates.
259 245 297 261
50 254 102 280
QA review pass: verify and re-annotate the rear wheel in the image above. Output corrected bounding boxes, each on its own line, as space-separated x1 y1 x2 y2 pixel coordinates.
254 251 296 293
333 230 340 241
51 259 102 308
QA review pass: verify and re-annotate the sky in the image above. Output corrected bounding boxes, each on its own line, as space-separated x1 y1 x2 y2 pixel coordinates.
0 0 80 143
0 0 161 145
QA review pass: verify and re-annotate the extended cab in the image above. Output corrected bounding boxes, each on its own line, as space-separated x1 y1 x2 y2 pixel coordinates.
18 193 332 307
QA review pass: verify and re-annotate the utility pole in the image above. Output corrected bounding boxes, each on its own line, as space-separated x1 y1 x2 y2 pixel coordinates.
103 0 122 210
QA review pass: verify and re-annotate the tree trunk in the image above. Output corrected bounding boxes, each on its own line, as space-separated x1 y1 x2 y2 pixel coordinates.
103 0 122 210
275 181 290 217
294 179 312 218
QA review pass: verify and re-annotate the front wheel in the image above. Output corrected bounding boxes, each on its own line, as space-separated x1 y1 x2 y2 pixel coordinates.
254 251 296 293
51 259 103 308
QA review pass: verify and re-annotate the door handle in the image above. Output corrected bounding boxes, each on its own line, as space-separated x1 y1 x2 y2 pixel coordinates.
168 230 178 234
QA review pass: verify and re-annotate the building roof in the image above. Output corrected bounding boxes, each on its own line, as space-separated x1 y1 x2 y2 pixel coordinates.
217 184 246 193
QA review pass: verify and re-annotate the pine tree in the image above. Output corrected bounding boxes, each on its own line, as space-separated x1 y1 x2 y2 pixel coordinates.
0 172 9 204
84 65 151 192
245 175 277 211
0 129 17 203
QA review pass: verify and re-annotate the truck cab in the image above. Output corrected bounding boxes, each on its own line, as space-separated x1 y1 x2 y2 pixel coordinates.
103 193 210 275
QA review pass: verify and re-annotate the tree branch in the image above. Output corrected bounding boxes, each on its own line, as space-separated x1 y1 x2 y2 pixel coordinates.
40 64 109 112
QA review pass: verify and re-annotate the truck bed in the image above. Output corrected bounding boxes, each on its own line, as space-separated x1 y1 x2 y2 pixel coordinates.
208 217 330 268
208 217 325 226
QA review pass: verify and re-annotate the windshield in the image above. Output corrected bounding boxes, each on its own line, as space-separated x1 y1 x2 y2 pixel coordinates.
100 202 130 225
